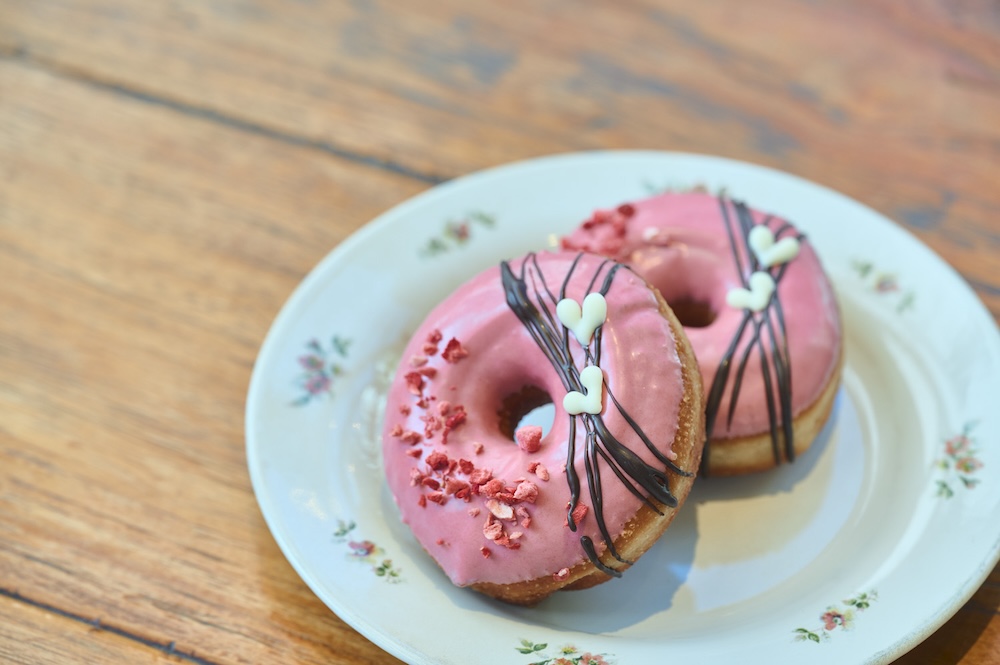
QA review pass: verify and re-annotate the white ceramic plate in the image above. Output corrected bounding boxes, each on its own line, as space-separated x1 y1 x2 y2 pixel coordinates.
246 151 1000 665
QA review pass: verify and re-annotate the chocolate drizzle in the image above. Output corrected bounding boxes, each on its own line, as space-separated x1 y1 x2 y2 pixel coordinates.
702 198 803 474
500 252 687 577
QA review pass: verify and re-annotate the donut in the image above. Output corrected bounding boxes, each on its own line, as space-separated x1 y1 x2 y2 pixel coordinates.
562 191 842 476
381 251 704 605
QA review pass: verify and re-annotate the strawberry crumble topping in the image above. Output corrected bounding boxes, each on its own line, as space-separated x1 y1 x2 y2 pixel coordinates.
514 425 543 453
441 337 469 363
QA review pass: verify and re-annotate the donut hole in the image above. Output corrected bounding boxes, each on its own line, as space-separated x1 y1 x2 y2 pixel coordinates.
634 251 723 329
666 297 717 328
497 385 555 441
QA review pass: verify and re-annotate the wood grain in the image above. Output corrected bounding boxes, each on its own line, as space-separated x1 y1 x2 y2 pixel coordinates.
0 0 997 663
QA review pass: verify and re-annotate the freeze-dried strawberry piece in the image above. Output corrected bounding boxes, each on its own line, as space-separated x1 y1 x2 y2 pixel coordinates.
468 468 493 486
553 567 570 581
482 478 505 498
409 355 428 367
404 371 425 395
400 430 422 445
480 546 491 559
426 491 446 505
458 458 475 475
441 338 469 363
515 425 542 453
515 505 532 529
527 461 550 481
425 451 449 471
513 481 538 504
444 478 469 496
486 499 514 520
483 517 503 541
566 503 589 527
409 468 424 486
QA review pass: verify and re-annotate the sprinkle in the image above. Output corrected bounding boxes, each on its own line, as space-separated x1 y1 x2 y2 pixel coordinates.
514 425 543 453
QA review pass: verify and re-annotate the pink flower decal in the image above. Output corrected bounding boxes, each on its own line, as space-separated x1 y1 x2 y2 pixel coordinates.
292 336 351 405
794 590 877 643
515 640 614 664
937 422 983 497
332 520 402 582
420 211 496 257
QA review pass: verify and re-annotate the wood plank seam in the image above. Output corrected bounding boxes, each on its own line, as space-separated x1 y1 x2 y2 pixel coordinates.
0 588 222 665
0 46 447 187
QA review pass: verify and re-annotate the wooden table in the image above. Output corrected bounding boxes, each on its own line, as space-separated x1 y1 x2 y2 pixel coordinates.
1 1 997 663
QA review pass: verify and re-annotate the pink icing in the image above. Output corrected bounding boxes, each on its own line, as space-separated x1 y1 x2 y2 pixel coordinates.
382 251 688 587
562 192 841 440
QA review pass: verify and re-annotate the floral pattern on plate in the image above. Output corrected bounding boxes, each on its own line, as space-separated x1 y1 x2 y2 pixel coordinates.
333 520 402 583
419 210 496 257
516 640 614 665
936 422 983 497
292 336 352 406
850 259 916 313
794 591 878 643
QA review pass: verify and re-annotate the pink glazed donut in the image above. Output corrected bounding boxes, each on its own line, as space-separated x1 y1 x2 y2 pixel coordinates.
562 191 842 476
382 251 704 605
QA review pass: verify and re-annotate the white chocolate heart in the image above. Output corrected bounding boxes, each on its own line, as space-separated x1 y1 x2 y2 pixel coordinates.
556 292 607 346
726 271 776 312
748 225 800 268
563 365 604 415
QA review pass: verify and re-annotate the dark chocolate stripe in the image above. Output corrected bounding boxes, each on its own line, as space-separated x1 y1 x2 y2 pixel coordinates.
701 196 800 474
500 252 683 577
